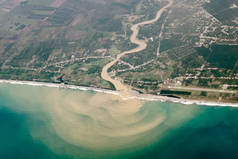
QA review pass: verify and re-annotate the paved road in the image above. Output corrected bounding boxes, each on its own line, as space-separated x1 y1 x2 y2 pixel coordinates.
168 86 236 94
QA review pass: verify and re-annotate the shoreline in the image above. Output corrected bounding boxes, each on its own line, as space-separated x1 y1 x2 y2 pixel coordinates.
0 79 238 107
101 0 174 94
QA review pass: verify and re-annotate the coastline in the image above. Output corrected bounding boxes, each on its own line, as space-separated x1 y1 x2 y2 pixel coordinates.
1 79 238 107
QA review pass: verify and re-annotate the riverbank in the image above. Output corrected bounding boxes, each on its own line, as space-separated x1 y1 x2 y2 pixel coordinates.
101 0 174 94
1 79 238 107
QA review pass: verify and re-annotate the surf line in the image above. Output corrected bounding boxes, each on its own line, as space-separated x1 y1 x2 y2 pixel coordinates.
1 79 238 107
101 0 174 97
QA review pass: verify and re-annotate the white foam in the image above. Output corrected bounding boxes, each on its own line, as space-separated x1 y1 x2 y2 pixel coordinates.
0 79 237 107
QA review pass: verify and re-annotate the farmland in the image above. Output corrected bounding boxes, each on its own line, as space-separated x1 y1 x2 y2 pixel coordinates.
0 0 237 102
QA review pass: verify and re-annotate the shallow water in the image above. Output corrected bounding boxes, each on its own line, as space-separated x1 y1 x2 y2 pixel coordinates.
0 83 238 159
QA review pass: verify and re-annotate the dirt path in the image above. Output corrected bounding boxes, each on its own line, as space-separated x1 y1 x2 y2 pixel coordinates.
101 0 174 96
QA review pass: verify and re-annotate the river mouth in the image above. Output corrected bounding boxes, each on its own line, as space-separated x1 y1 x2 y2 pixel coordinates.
1 83 238 159
0 83 168 150
101 0 174 96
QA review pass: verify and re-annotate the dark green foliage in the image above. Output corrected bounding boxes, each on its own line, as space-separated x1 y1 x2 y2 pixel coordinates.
48 8 75 25
196 45 238 69
16 24 26 31
204 0 238 26
160 90 191 96
200 91 207 96
87 66 101 74
108 82 116 90
198 79 209 87
0 68 57 82
10 41 57 67
160 35 183 52
96 16 122 32
122 40 158 66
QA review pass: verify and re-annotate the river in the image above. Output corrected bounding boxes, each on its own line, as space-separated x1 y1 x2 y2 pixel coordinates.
101 0 174 97
1 1 238 158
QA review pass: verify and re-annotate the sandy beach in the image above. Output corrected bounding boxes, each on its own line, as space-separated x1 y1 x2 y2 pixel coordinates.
1 0 235 107
0 79 238 107
99 0 238 107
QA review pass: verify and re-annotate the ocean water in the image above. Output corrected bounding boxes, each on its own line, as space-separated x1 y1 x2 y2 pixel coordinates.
0 83 238 159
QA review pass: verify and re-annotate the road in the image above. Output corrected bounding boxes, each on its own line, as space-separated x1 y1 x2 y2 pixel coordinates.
101 0 174 96
168 86 236 94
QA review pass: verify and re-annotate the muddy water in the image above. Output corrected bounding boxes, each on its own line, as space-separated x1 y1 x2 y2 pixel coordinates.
1 83 238 159
101 0 174 96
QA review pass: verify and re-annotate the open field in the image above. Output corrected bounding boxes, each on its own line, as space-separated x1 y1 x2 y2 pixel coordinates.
0 0 237 102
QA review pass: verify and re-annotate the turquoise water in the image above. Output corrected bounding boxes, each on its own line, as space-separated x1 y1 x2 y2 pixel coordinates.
0 83 238 159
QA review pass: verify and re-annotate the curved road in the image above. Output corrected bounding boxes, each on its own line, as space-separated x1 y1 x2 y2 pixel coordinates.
101 0 174 96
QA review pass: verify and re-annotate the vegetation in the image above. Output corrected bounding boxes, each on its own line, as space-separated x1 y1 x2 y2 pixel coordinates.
160 90 191 96
0 0 237 102
204 0 238 26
